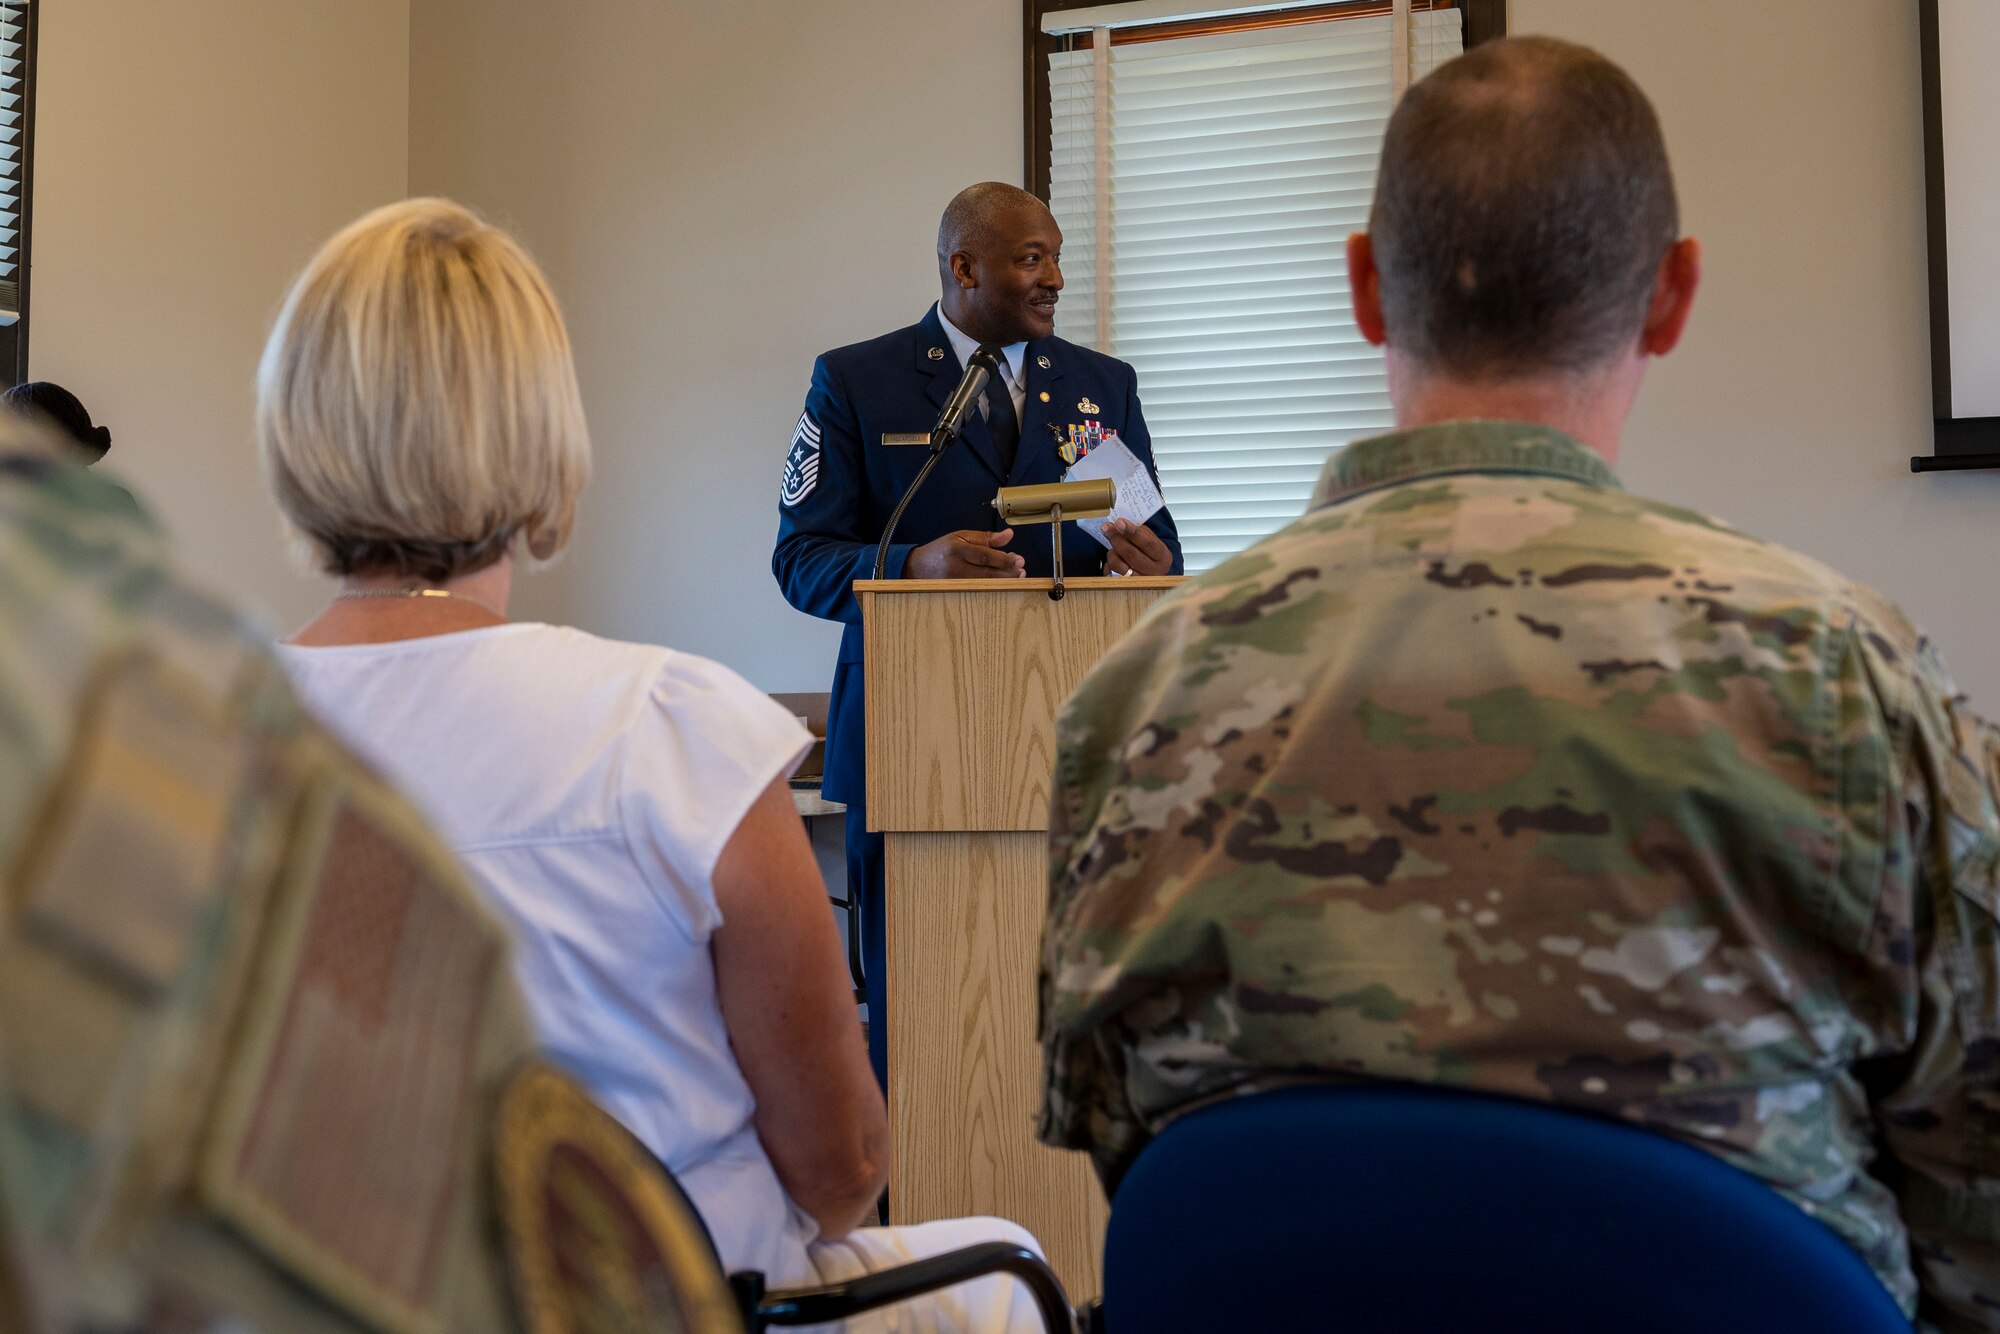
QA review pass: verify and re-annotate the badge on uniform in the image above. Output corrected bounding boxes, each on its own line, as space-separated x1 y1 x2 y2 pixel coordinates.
494 1063 742 1334
780 411 821 507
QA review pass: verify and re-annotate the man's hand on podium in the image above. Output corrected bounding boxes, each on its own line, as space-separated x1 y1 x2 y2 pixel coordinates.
1104 518 1175 576
907 528 1027 579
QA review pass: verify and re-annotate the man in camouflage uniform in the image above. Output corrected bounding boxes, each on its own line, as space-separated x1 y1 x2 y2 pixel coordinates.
1038 35 2000 1332
0 426 540 1331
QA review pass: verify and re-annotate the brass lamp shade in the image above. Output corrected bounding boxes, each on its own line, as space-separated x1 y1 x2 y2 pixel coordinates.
991 478 1115 525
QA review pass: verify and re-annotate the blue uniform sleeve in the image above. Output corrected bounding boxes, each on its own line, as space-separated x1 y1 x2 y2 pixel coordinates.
1117 361 1185 576
772 354 917 626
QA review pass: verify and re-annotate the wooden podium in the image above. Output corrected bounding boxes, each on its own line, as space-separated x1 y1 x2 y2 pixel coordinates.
856 574 1183 1296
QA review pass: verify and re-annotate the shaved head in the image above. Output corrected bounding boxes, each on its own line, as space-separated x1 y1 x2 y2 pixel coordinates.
938 182 1046 272
1369 36 1679 378
936 182 1065 345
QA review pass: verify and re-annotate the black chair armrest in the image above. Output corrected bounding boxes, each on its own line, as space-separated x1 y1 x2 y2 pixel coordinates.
745 1241 1075 1332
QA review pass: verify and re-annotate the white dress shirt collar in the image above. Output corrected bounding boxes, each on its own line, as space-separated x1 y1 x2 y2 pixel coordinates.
936 303 1027 393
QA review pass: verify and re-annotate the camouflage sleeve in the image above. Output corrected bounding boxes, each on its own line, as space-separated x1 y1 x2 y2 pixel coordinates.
0 458 532 1331
1983 713 2000 801
1867 634 2000 1333
1038 672 1152 1193
1039 1022 1146 1193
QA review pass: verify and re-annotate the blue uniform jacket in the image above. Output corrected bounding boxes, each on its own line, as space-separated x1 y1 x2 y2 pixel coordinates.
772 306 1184 809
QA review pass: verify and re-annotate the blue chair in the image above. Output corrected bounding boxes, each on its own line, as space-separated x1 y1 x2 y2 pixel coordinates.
1099 1084 1911 1333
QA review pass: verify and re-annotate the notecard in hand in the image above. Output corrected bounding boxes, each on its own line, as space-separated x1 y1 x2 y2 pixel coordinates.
1066 434 1164 549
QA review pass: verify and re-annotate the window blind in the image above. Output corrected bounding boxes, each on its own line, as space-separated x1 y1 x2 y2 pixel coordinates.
0 2 26 323
1049 10 1462 571
1042 0 1336 34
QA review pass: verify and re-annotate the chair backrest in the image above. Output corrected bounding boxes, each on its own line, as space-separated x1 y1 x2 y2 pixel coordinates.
1102 1084 1912 1334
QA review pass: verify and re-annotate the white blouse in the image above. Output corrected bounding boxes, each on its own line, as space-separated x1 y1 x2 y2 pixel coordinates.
279 623 820 1281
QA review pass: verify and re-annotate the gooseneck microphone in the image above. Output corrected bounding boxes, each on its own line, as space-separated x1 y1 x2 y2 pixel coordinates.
933 345 1001 446
873 344 1001 580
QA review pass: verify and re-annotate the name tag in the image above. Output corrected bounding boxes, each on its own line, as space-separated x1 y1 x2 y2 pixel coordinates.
880 433 932 447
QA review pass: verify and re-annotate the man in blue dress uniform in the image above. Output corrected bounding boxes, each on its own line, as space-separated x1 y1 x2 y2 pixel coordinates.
773 182 1183 1088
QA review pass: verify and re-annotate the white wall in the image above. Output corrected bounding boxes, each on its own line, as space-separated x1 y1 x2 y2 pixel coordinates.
36 0 1989 709
1515 0 2000 706
31 0 412 636
409 0 1022 686
409 0 1999 707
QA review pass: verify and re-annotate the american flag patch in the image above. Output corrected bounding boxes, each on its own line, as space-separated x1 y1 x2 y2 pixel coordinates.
200 791 503 1333
780 412 822 507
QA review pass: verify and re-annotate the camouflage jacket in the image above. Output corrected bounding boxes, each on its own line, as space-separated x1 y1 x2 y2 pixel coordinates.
0 451 536 1332
1039 420 2000 1331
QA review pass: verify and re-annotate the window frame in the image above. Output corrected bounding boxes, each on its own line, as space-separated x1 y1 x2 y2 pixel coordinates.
1023 0 1506 199
0 0 36 389
1025 0 1501 570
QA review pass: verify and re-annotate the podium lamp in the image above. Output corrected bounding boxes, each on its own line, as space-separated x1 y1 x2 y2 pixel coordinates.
990 478 1115 600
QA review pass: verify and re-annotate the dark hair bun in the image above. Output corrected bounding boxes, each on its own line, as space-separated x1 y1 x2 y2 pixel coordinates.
2 380 111 460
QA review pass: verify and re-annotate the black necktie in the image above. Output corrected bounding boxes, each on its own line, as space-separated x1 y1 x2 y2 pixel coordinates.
982 358 1020 476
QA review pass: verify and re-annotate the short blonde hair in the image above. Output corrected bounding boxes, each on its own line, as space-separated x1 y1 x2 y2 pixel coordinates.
257 198 589 580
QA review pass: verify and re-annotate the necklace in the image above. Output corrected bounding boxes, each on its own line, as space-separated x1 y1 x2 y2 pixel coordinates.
335 585 504 618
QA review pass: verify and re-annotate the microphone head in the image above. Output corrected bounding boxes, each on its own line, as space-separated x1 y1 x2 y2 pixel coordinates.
969 344 1002 373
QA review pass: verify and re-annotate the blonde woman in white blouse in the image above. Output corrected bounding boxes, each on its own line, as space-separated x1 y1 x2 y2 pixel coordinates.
260 198 1042 1333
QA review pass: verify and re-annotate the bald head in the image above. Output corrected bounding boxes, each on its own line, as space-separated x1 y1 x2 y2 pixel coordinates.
936 182 1065 345
1368 36 1679 379
938 182 1047 272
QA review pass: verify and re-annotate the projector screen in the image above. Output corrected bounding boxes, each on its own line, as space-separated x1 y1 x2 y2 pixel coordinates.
1935 0 2000 417
1920 0 2000 468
